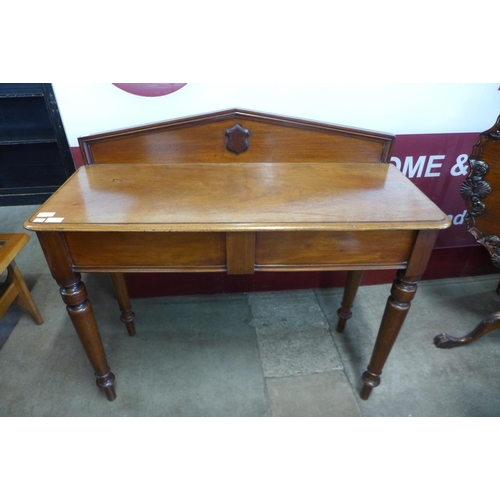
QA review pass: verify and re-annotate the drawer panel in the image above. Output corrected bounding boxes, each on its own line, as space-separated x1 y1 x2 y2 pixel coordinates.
65 232 226 270
256 231 415 267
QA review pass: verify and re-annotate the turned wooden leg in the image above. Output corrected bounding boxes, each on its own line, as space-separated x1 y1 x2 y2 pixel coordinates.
434 311 500 348
60 275 116 401
336 270 364 333
360 269 418 400
8 260 43 325
110 273 136 337
359 230 438 400
37 232 116 401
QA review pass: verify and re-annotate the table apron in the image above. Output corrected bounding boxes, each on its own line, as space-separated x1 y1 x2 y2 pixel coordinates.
63 229 417 273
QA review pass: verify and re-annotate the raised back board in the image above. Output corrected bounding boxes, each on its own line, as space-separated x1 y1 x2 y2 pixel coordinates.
78 108 394 165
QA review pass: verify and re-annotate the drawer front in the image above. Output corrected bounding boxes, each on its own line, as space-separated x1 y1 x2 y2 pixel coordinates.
65 232 226 270
255 231 415 268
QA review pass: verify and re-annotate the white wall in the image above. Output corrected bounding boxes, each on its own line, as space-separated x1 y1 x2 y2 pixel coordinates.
53 83 500 147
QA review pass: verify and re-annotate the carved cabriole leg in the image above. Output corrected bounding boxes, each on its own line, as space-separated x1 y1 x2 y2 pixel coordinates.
360 230 439 400
434 312 500 348
110 273 136 337
336 270 364 333
36 232 116 401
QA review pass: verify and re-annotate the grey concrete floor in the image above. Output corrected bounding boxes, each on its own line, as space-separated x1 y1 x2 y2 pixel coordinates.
1 204 500 416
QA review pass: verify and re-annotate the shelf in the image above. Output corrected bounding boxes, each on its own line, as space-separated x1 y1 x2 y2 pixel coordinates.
0 83 45 98
0 161 68 189
0 140 56 145
0 190 58 206
0 142 62 166
1 97 54 139
0 83 75 205
0 184 63 196
0 134 57 145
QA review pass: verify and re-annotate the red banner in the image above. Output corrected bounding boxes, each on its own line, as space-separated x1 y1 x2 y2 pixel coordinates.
390 132 479 248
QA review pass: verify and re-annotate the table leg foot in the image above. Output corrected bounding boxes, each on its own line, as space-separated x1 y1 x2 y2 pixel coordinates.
110 273 136 337
360 370 380 400
122 316 136 337
336 270 364 333
433 333 466 349
96 372 116 401
336 309 351 333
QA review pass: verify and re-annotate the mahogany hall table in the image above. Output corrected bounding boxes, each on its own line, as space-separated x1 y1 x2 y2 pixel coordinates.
24 160 450 401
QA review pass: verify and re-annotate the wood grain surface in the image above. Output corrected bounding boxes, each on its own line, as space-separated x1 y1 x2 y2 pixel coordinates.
25 162 450 233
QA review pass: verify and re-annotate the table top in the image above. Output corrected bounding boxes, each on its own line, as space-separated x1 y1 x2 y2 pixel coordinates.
24 162 450 233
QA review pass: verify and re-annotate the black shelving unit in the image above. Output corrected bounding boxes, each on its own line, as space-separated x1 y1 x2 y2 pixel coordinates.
0 83 75 206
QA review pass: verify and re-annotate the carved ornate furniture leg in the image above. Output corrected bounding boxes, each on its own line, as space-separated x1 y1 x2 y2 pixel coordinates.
37 233 116 401
440 116 500 348
110 273 136 337
434 312 500 348
360 230 438 400
336 270 364 333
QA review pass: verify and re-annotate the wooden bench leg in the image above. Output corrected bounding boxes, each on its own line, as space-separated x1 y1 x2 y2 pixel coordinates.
110 273 136 337
8 260 43 325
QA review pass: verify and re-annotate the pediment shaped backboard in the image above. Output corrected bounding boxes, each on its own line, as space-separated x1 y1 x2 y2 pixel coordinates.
78 108 394 165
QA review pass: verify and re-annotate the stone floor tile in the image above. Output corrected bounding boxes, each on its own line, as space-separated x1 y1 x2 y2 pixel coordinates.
249 290 343 378
266 371 361 417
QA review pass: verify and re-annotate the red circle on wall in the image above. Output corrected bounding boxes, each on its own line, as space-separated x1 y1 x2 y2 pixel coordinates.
112 83 187 97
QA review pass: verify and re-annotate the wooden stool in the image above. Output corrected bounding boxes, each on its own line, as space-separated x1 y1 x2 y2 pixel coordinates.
0 233 43 325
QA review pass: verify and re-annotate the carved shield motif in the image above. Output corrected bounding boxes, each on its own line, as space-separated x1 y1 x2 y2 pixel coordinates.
225 124 250 154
